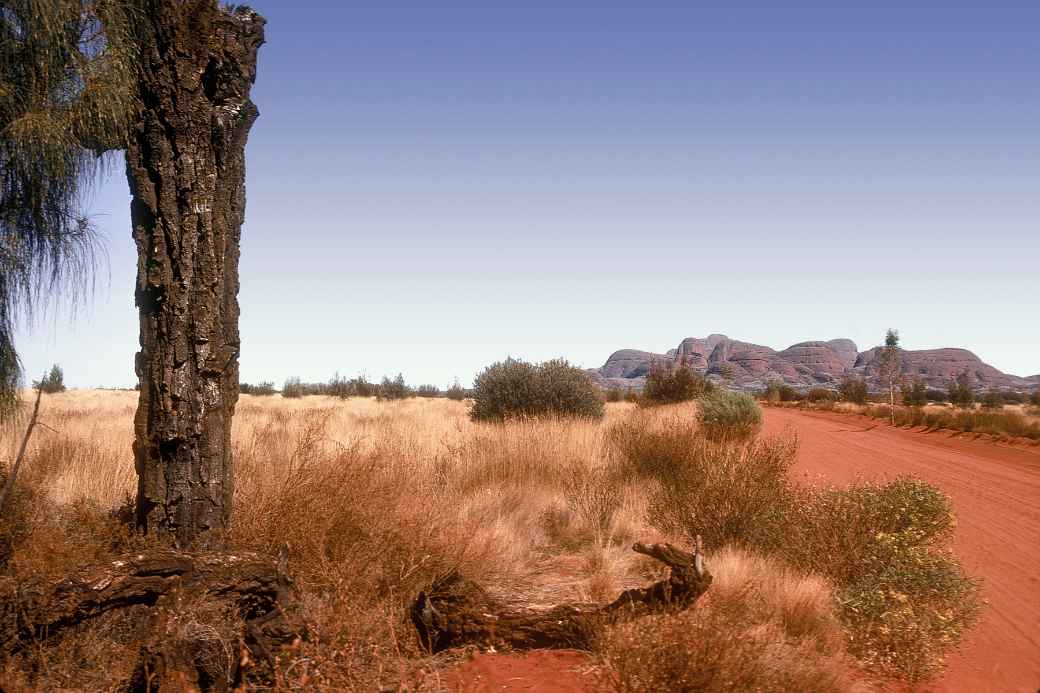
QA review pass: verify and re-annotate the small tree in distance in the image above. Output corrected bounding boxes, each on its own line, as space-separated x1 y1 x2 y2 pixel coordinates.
34 364 66 394
876 329 902 423
446 378 467 401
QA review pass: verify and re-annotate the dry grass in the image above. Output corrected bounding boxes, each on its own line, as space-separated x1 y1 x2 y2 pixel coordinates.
0 391 975 690
606 548 865 693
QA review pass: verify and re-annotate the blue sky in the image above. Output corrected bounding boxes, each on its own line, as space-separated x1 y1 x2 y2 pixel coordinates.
16 1 1040 387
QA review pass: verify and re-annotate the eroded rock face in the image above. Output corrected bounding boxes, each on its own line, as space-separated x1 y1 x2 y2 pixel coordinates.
593 335 1034 392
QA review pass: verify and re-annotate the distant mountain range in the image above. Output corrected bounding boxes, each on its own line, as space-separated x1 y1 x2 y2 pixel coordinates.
587 334 1038 393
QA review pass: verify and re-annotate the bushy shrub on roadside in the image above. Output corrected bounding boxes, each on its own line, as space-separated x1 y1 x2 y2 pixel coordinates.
806 387 837 403
925 389 947 403
766 380 802 403
470 357 604 422
901 379 927 407
611 424 980 683
697 389 762 440
642 364 713 405
838 376 868 405
789 479 980 682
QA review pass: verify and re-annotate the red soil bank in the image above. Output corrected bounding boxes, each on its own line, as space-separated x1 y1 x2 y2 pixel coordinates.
445 649 606 692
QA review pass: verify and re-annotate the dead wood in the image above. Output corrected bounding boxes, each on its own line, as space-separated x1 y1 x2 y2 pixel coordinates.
0 548 304 692
410 540 712 653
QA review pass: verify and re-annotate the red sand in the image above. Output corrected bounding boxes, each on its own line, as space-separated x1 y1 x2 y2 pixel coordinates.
763 407 1040 693
445 649 606 692
448 409 1040 693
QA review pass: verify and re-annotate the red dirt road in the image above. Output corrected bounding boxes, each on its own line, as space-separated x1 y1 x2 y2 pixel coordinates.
762 407 1040 693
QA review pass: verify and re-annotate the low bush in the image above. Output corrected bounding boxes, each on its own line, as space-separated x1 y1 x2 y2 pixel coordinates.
947 373 975 409
612 423 980 683
838 376 868 405
445 380 467 401
1031 390 1040 407
415 384 441 398
642 364 713 405
901 380 927 407
605 387 624 402
806 387 837 403
469 357 603 422
765 381 802 403
697 390 762 441
980 389 1004 409
378 373 413 400
240 381 276 396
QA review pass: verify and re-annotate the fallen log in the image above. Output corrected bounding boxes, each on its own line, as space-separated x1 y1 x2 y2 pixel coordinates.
0 547 303 691
410 540 712 653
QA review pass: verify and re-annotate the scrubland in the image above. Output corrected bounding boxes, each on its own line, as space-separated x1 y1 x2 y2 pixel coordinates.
0 391 978 691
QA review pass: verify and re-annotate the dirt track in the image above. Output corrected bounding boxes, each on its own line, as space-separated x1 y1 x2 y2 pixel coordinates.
762 407 1040 693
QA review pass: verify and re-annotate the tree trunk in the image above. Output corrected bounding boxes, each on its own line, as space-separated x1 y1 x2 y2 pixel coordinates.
126 2 265 547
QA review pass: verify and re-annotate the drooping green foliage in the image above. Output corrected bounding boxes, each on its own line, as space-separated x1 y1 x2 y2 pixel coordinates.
32 363 65 393
0 0 137 416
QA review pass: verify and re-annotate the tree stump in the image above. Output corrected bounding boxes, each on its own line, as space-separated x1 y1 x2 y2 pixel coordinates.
410 541 712 653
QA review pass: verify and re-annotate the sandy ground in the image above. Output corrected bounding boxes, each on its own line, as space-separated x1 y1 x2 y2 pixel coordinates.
762 407 1040 693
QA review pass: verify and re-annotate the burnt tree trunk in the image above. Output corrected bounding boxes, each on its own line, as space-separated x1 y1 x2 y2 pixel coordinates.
126 2 265 547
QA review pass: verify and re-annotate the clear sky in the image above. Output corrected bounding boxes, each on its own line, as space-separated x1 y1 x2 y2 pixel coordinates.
15 1 1040 388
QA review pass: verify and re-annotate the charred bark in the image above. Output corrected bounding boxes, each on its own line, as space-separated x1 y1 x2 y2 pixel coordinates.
126 2 265 547
410 541 713 653
0 549 302 691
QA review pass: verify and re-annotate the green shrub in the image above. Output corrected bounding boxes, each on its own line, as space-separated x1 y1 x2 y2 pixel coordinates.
697 390 762 441
642 364 713 405
789 479 980 682
240 381 275 396
415 384 441 398
980 389 1003 409
614 425 980 683
378 373 413 400
605 387 624 402
766 381 802 403
806 387 837 403
469 357 604 422
901 379 927 407
838 376 867 405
